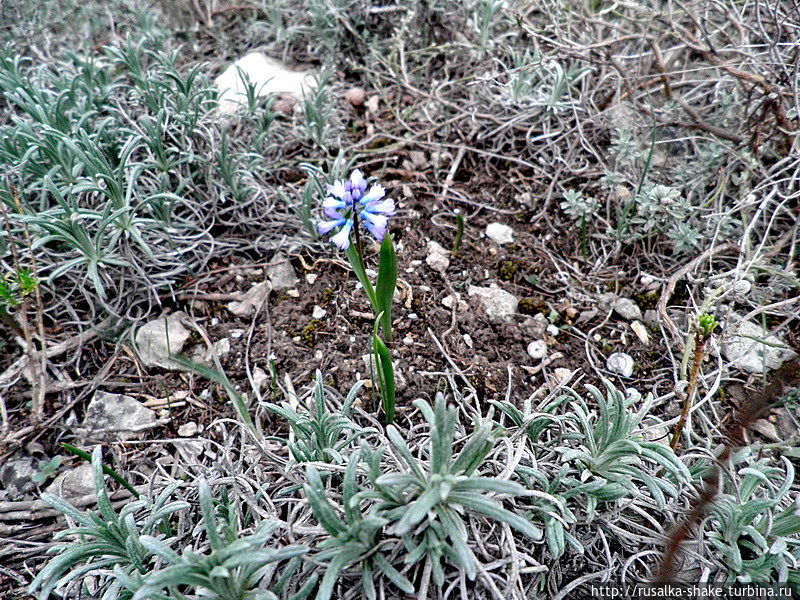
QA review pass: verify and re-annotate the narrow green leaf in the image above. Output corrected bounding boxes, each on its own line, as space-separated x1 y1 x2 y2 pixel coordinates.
373 333 396 424
375 234 397 341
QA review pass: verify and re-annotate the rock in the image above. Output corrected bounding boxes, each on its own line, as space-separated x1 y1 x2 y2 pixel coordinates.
312 305 327 319
214 53 314 116
442 293 467 312
272 99 295 116
643 309 659 327
546 324 559 337
0 455 38 499
408 151 427 169
46 463 94 500
522 314 548 339
720 317 798 374
468 284 518 321
425 241 450 273
178 421 199 437
253 366 270 391
485 223 514 245
606 352 634 377
597 292 617 313
751 419 780 442
135 312 191 369
227 281 272 316
83 391 158 441
267 253 299 290
306 273 318 284
553 368 573 385
527 340 547 360
630 321 650 345
613 297 643 321
344 86 366 106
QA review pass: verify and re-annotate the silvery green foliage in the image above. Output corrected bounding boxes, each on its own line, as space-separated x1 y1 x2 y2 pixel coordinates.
29 447 190 600
555 382 691 518
263 370 374 464
303 454 413 600
560 189 599 222
705 451 800 587
369 394 541 588
132 480 307 600
30 447 306 600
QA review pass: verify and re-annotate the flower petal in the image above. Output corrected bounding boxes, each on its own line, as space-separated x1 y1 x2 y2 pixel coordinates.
361 212 388 241
323 198 346 218
318 218 345 235
326 180 346 199
360 184 385 204
364 198 395 215
331 219 353 249
350 169 367 194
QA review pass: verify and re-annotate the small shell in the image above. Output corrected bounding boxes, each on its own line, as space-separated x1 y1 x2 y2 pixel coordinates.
732 280 751 295
527 340 548 360
606 352 634 377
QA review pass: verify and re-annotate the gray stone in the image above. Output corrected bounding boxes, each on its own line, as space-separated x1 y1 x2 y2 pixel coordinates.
468 284 518 321
721 318 797 374
643 309 659 327
267 254 299 290
425 241 450 273
613 297 643 321
0 455 38 499
46 463 94 500
485 223 514 245
227 281 272 316
83 391 158 441
135 312 191 369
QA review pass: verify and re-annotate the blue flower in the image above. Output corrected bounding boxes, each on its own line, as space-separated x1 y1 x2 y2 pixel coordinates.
317 170 394 249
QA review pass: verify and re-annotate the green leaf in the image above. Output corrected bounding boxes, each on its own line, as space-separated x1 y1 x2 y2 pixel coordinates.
375 234 397 340
373 333 396 424
345 242 377 308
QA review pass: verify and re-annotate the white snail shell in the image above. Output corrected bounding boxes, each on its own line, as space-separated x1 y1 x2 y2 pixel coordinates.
607 352 634 377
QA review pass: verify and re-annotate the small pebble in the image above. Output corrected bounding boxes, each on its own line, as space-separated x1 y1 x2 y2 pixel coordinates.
553 368 573 384
408 313 419 320
630 320 650 344
230 330 244 339
640 274 655 286
419 285 431 292
306 273 318 284
286 289 300 297
344 86 366 106
546 324 559 336
178 422 198 437
527 340 548 360
312 305 327 319
485 222 515 245
463 334 474 348
403 337 414 345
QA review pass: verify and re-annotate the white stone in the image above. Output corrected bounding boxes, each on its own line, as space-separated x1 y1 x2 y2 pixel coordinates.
606 352 634 377
546 324 559 336
720 317 797 373
227 281 272 316
485 222 514 244
613 297 643 321
425 241 450 273
83 391 158 441
178 421 199 437
267 253 298 290
463 334 474 348
305 273 318 284
253 366 269 391
553 368 573 385
214 53 314 116
630 320 650 345
527 340 548 360
312 305 327 319
468 284 518 321
135 313 191 369
442 293 467 312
